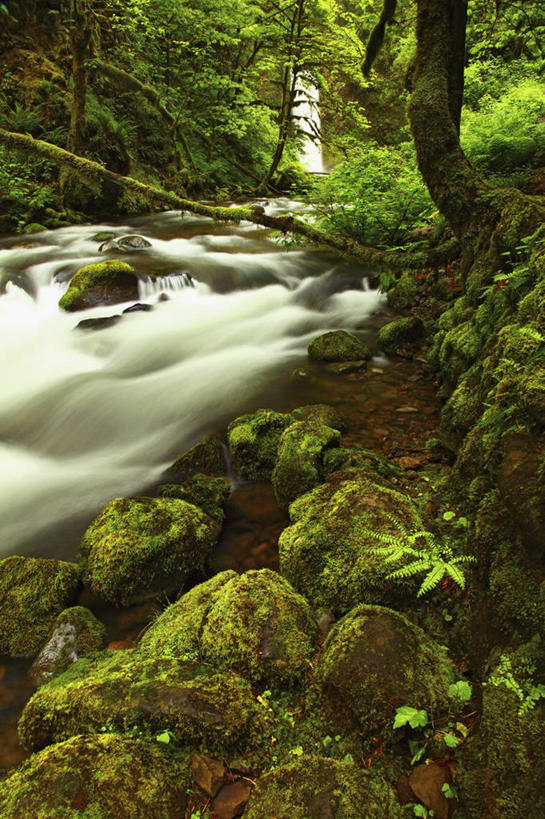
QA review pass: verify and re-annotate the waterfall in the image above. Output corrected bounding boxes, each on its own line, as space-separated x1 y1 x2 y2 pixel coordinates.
295 78 325 174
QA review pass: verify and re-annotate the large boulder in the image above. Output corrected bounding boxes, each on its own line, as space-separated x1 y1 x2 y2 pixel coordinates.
271 420 341 511
140 569 317 685
227 409 291 480
278 469 423 614
244 755 403 818
313 605 455 741
377 316 425 355
58 261 139 311
0 557 79 657
78 496 221 605
289 404 348 433
19 652 265 755
0 734 190 818
307 330 371 363
165 434 225 482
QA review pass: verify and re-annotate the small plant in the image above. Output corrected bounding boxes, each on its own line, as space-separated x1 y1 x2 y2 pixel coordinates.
488 654 545 716
364 515 476 597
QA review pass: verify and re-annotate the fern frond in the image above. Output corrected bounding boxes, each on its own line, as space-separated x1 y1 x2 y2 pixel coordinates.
445 563 466 589
388 560 431 580
418 565 445 597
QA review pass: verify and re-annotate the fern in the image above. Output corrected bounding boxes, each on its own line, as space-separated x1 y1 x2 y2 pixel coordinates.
363 515 476 597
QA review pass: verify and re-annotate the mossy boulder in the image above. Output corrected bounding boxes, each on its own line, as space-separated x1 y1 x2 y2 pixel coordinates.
289 403 348 433
58 261 139 311
141 569 317 686
386 271 418 312
272 420 341 511
165 434 225 482
78 496 221 605
158 475 230 524
322 448 404 485
227 408 291 480
313 605 455 741
19 651 265 755
0 557 80 657
497 430 545 553
244 755 402 819
307 330 371 363
278 469 423 614
29 606 106 688
377 316 425 355
0 734 190 818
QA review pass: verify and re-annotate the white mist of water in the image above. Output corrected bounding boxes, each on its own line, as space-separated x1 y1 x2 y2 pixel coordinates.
295 79 325 174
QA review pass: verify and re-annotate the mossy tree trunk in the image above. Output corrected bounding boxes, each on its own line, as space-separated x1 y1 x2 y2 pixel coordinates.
67 4 91 156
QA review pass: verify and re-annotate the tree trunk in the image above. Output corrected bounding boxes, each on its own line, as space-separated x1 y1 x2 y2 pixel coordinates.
67 5 90 156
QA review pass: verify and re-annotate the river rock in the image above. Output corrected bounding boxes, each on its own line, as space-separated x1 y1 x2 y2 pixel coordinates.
140 569 317 686
0 734 191 818
78 496 221 605
158 474 230 524
123 302 153 313
278 468 424 614
19 652 265 756
99 234 152 252
58 260 139 311
166 434 226 482
322 447 404 484
313 605 455 741
289 403 348 433
244 756 403 818
307 330 371 362
228 408 291 480
91 230 116 242
29 606 106 687
271 420 341 511
0 556 80 657
377 316 425 355
76 314 122 331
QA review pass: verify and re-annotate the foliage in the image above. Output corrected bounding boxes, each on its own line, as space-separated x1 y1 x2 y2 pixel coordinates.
488 654 545 716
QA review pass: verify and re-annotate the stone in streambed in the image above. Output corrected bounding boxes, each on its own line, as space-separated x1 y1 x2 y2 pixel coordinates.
289 403 348 433
78 496 221 605
91 230 116 242
166 434 226 482
158 474 230 524
99 234 152 252
59 260 139 311
228 409 291 480
123 302 153 313
76 314 122 331
325 359 369 375
0 556 79 658
308 330 371 363
377 316 425 354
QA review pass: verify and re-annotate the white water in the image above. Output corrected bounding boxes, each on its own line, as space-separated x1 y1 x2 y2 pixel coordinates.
0 201 382 554
295 79 325 174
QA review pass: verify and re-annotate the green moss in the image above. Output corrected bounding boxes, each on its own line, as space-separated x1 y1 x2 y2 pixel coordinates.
141 569 317 686
313 605 456 743
322 447 404 485
289 403 348 433
244 755 403 818
0 734 190 818
58 261 137 312
439 365 484 449
165 434 225 481
489 541 545 634
227 408 291 480
438 320 482 386
377 316 424 355
278 468 423 614
307 330 371 363
386 271 418 312
19 651 265 755
158 474 230 524
272 420 341 511
0 557 80 657
78 496 221 605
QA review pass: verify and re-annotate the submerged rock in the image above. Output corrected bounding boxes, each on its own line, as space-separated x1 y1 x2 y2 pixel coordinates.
140 569 317 685
0 734 190 818
78 496 221 605
75 314 122 331
19 652 264 755
58 260 139 311
166 434 225 482
307 330 371 363
228 408 291 480
91 230 116 242
244 755 403 818
0 557 79 657
99 234 152 252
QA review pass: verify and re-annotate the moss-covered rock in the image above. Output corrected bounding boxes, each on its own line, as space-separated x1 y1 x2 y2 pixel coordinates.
244 755 402 818
0 734 190 818
227 408 291 480
377 316 425 355
289 403 348 433
278 469 423 614
19 651 265 755
58 261 138 311
158 475 230 524
438 320 482 387
497 430 545 553
165 434 225 482
0 557 80 657
272 420 341 511
307 330 371 363
78 496 221 605
29 606 106 687
141 569 317 686
386 271 419 312
313 605 455 741
322 448 404 485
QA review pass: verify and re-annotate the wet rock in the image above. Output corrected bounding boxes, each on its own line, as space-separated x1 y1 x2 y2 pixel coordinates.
0 557 79 657
228 408 291 480
19 652 264 756
378 316 425 355
322 448 403 485
244 756 403 818
140 569 317 686
123 302 153 313
78 496 221 605
76 314 122 331
325 359 369 375
271 420 340 511
166 434 226 482
279 468 423 613
21 222 47 234
191 751 225 798
313 605 455 741
387 272 418 312
91 230 116 242
99 234 152 252
289 403 348 433
307 330 371 363
29 606 106 687
158 474 230 524
58 260 139 311
409 763 453 819
0 734 190 818
212 780 252 819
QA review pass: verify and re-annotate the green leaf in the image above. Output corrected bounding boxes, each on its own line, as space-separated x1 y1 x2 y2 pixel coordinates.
443 511 456 521
156 731 171 744
449 681 472 702
443 733 460 748
393 705 428 730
